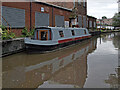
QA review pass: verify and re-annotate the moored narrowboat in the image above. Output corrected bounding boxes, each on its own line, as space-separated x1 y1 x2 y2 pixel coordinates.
25 27 91 53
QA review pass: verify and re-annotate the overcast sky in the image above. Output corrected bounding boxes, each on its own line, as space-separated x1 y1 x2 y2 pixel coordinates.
87 0 118 19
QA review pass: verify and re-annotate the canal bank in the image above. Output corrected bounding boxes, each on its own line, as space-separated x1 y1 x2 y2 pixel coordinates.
2 32 120 88
90 30 120 36
2 38 25 57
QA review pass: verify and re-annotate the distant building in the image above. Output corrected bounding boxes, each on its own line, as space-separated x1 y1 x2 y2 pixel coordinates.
87 15 97 30
97 18 113 26
103 18 113 26
96 18 114 30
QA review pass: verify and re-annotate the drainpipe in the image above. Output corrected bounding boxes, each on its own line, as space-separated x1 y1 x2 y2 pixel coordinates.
30 1 32 31
52 7 54 27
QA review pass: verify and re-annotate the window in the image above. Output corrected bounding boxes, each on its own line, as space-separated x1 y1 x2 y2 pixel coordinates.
41 31 48 40
83 0 86 7
71 30 75 36
59 31 64 37
89 21 92 28
94 22 96 27
84 30 87 34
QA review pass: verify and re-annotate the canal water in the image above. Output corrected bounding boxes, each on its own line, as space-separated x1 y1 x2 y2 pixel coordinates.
2 32 120 88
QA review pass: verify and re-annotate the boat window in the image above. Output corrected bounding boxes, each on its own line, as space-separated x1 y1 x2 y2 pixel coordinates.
71 30 75 36
84 30 87 34
41 31 48 40
59 31 64 37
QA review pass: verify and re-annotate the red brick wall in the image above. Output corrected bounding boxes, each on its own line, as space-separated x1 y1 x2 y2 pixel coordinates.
0 2 1 25
87 16 97 30
75 1 87 28
11 29 23 36
53 7 71 26
48 2 74 9
48 1 87 16
2 2 30 10
31 2 51 27
48 2 87 17
75 2 87 16
31 2 71 27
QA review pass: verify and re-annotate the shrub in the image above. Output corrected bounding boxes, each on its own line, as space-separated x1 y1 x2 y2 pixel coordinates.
21 27 29 37
21 27 34 37
0 25 16 40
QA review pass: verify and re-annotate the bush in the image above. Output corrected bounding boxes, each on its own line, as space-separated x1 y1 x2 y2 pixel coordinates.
21 27 34 37
0 25 16 40
21 27 29 37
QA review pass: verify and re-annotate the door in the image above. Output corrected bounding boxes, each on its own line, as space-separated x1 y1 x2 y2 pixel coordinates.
39 30 48 40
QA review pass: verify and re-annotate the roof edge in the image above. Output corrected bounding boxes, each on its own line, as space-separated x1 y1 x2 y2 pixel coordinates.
33 1 72 12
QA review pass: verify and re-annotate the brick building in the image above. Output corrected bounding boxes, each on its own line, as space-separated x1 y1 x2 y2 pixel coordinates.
97 18 113 26
47 2 74 9
87 15 97 31
1 1 96 36
96 18 114 30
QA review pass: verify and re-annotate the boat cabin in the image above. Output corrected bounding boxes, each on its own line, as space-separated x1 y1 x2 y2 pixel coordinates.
34 27 90 41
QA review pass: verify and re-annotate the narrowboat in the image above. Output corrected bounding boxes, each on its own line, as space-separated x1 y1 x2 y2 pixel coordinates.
24 27 91 52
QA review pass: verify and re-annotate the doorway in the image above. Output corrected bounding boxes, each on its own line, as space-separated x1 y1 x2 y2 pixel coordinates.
39 30 48 40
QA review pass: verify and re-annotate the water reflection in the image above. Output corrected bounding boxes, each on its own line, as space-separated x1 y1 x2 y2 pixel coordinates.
3 38 97 88
101 33 120 49
105 68 119 88
99 33 120 88
2 32 120 88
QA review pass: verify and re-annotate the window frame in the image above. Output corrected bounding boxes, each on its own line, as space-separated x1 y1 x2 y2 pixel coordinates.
71 30 75 36
39 30 48 40
84 29 87 34
59 31 64 37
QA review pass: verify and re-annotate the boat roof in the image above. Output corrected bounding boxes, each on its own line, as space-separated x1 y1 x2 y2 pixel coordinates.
35 27 87 30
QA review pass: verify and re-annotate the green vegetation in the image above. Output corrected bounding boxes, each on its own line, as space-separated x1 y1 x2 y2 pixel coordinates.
21 27 34 37
102 16 107 19
0 25 16 40
112 13 120 27
0 25 35 40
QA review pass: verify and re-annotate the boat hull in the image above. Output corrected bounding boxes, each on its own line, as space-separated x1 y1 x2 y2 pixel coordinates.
25 36 91 53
